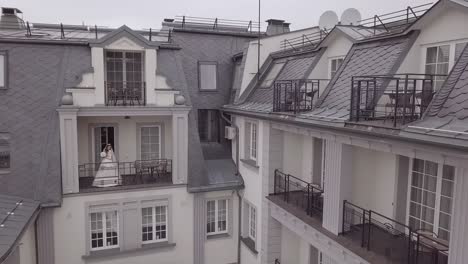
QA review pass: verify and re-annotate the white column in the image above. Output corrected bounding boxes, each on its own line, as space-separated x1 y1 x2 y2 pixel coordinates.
58 107 79 194
91 47 104 105
261 122 283 264
322 140 353 235
145 48 157 105
448 168 468 264
172 112 188 184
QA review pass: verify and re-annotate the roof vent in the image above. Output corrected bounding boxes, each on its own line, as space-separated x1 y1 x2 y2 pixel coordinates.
0 7 24 29
266 19 290 36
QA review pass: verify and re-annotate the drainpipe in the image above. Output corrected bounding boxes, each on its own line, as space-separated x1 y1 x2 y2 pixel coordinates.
220 110 242 263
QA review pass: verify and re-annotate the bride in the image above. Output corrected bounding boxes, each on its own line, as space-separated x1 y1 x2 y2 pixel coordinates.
92 144 120 187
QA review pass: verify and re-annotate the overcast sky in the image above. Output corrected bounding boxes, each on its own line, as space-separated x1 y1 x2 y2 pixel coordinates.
3 0 431 30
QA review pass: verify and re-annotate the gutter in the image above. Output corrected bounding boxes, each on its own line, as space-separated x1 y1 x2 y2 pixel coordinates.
223 107 468 155
220 110 242 264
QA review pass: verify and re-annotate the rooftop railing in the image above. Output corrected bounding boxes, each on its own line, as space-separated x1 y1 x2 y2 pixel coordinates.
272 169 324 218
280 29 328 50
342 201 449 264
172 16 260 33
273 79 328 113
349 74 446 127
78 159 172 190
105 81 146 106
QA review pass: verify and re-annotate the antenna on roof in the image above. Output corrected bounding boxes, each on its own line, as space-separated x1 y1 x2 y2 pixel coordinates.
341 8 361 25
318 11 339 30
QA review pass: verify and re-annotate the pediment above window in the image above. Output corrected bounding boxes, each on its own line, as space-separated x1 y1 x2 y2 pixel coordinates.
90 25 159 49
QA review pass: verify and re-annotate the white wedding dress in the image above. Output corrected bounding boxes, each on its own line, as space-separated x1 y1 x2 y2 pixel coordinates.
92 150 120 187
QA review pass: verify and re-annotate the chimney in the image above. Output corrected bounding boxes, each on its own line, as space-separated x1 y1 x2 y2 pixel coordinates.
0 7 24 29
265 19 290 36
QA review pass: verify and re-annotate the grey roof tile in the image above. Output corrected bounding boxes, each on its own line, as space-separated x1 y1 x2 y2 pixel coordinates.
0 194 40 262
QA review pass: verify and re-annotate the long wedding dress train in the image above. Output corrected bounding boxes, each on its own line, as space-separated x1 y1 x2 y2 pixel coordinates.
92 150 120 187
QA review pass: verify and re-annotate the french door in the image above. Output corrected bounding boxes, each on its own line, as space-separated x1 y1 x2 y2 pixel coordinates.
407 158 455 241
94 126 115 163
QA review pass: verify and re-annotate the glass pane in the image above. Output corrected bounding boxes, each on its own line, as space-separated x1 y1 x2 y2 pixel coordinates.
410 202 421 218
413 159 424 173
425 64 436 75
443 165 455 181
412 172 423 188
455 42 467 61
424 175 437 192
422 191 436 207
426 47 438 64
439 212 451 230
440 196 452 214
260 62 285 88
421 206 435 223
437 63 449 75
438 229 450 241
199 63 217 90
438 45 450 63
424 161 438 176
410 187 422 203
441 180 454 198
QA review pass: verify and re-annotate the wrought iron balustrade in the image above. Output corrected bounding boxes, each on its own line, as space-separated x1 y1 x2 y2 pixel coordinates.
349 74 446 127
273 79 328 113
78 159 172 190
342 200 449 264
273 169 324 217
105 81 146 106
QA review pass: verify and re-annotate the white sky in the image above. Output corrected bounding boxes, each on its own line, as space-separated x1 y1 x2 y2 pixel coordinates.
2 0 432 30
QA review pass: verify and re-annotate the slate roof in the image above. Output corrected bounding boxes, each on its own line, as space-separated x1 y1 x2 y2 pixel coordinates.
227 50 324 113
0 194 40 262
0 43 91 204
403 43 468 143
188 159 243 192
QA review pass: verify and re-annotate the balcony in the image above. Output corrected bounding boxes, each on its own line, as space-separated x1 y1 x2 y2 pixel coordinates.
105 81 146 106
342 201 449 264
349 74 445 128
271 169 324 219
273 79 328 113
78 159 172 191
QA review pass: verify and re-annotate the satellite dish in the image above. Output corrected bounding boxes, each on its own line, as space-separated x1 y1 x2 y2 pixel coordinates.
318 11 339 30
341 8 361 25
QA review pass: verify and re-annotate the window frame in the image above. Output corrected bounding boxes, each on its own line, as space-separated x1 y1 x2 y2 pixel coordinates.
329 56 344 79
104 50 145 84
89 210 120 251
0 51 8 89
139 124 162 160
0 133 10 173
206 199 229 236
141 204 169 244
198 61 218 91
259 62 285 89
248 203 257 241
405 158 456 242
246 121 258 161
421 39 468 90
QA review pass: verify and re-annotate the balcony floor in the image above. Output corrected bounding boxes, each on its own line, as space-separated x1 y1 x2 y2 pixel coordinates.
267 195 397 264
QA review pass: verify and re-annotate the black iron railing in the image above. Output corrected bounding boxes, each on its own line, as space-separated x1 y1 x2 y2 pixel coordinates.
273 169 324 218
342 201 449 264
105 81 146 106
273 79 328 113
173 16 260 33
78 159 172 189
349 74 446 127
280 29 328 50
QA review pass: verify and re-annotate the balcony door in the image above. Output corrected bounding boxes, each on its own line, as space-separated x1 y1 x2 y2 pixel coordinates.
105 51 144 105
94 126 115 163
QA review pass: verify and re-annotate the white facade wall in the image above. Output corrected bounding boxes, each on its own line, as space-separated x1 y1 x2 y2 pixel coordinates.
350 146 398 218
397 4 468 75
53 186 194 264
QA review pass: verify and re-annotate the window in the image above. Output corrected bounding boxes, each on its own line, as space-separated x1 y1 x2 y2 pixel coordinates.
0 51 7 89
408 158 455 241
248 204 257 240
329 57 344 78
0 133 10 172
455 42 467 62
140 126 161 160
425 45 450 90
260 62 285 88
244 121 258 161
198 110 220 142
206 199 228 235
89 211 119 250
198 62 217 91
142 205 168 243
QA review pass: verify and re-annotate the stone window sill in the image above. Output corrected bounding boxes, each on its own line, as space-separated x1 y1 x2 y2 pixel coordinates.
82 242 176 260
240 159 259 169
240 236 258 255
207 232 230 240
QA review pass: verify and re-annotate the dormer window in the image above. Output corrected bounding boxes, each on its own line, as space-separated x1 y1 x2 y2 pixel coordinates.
105 51 145 106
